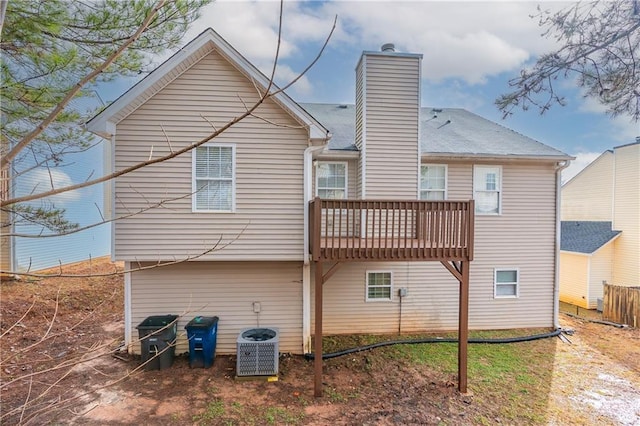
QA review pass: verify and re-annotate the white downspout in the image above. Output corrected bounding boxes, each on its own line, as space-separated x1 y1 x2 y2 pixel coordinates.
107 134 116 261
554 160 571 329
302 144 326 353
124 261 132 352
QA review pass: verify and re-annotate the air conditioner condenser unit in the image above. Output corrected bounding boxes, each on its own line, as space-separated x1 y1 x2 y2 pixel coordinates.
236 327 279 376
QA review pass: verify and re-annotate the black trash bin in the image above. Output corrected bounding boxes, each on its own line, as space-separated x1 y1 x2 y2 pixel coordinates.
136 315 178 371
185 316 219 368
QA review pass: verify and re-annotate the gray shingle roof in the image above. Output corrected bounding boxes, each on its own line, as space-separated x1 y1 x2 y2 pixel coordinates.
561 221 621 254
300 103 357 150
300 103 571 159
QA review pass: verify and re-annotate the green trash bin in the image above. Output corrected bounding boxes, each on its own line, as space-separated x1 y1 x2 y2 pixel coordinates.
136 315 178 371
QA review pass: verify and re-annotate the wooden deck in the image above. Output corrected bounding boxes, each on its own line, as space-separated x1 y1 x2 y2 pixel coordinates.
309 197 475 396
310 198 474 262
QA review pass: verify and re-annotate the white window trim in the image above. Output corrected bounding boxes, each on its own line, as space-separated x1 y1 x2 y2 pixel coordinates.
192 143 236 213
494 268 519 299
365 270 393 302
420 164 448 200
315 161 348 199
473 165 502 215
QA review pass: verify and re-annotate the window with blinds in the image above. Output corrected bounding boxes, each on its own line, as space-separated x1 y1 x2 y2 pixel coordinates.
193 145 235 212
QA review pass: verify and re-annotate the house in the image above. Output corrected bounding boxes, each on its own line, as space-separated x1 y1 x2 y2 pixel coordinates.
0 165 12 277
560 142 640 309
87 29 571 392
1 108 110 276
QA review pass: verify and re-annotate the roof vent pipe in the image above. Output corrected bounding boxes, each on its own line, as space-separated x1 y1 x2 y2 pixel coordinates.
381 43 395 52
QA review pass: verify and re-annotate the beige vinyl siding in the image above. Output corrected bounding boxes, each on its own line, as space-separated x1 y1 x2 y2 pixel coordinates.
612 143 639 286
562 151 613 221
113 50 309 261
354 61 364 152
559 252 590 308
313 262 459 334
359 54 420 199
315 161 559 333
110 43 213 124
129 261 302 355
589 244 614 308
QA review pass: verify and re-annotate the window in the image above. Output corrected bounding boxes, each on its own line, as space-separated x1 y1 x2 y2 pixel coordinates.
316 162 347 199
474 166 501 214
366 271 393 301
420 164 447 200
494 269 519 298
193 144 235 212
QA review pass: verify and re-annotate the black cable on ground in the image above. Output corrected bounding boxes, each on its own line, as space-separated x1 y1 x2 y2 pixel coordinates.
563 312 628 328
304 328 562 360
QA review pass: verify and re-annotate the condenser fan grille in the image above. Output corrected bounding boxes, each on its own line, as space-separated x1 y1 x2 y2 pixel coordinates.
236 327 279 376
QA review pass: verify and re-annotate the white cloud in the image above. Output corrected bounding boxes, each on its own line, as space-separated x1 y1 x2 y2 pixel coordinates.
320 1 559 83
274 65 313 96
187 1 564 85
19 168 82 206
577 97 640 143
562 151 602 184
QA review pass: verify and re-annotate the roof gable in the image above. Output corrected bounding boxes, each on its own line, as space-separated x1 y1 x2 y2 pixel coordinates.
86 28 328 141
561 221 621 254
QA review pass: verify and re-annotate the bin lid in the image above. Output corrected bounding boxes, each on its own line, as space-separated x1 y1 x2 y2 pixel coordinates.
185 316 219 329
136 315 178 329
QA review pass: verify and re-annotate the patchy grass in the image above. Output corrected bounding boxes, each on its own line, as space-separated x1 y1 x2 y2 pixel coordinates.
322 329 556 424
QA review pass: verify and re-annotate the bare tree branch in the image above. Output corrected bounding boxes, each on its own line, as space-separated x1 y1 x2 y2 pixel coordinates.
1 0 169 169
1 15 337 208
497 0 640 121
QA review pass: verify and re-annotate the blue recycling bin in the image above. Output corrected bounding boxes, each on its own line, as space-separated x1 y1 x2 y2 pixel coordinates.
136 314 178 371
185 316 219 368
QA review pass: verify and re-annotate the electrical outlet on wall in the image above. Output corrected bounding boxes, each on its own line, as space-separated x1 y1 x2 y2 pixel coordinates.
252 302 261 313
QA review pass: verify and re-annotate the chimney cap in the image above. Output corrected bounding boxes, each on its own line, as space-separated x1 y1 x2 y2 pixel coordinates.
381 43 395 52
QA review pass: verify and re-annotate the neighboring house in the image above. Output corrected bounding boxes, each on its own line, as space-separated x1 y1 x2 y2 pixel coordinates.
560 142 640 309
87 29 571 361
560 221 621 308
1 165 13 277
1 107 110 275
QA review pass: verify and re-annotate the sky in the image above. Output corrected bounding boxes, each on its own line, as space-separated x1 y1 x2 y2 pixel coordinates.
157 0 637 182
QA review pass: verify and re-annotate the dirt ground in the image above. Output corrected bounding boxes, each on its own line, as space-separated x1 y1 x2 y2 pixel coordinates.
1 258 639 425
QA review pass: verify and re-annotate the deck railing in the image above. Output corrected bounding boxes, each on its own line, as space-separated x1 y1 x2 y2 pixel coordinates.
310 198 474 262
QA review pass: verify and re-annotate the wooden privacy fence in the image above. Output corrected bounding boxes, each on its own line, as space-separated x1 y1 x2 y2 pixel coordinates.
603 284 640 327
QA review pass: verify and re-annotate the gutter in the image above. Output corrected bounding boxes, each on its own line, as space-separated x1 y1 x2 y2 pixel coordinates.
421 153 575 162
554 160 571 329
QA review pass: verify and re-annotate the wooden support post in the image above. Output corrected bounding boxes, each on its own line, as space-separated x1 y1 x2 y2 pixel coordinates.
314 261 324 397
458 260 469 393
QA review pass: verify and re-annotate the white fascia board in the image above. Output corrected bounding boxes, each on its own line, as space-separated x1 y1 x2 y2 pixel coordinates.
591 233 622 256
86 34 215 136
86 28 328 142
316 150 360 160
421 153 575 162
560 250 592 257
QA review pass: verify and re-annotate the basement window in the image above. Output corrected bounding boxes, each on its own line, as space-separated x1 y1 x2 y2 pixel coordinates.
494 268 519 298
366 271 393 301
